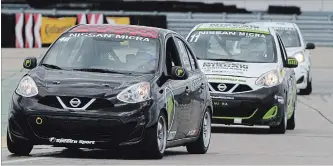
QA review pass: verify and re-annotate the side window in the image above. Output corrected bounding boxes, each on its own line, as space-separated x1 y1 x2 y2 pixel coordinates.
174 37 192 71
165 36 182 75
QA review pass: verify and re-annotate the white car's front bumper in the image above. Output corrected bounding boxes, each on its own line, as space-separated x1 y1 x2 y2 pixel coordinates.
294 62 309 89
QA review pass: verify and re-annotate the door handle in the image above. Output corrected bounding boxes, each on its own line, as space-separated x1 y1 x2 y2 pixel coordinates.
185 87 190 95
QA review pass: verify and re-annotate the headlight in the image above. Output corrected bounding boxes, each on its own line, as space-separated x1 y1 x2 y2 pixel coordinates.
293 53 304 63
116 82 151 103
255 70 280 87
15 76 39 97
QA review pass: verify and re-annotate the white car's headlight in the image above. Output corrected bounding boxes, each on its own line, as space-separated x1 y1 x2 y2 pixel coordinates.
255 70 281 87
293 53 304 63
15 76 39 97
116 82 151 103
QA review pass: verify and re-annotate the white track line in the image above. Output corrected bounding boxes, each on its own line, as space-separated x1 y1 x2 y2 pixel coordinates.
2 157 50 164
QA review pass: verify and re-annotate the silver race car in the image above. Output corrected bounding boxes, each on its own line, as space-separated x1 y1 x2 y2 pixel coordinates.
247 22 315 95
186 23 298 133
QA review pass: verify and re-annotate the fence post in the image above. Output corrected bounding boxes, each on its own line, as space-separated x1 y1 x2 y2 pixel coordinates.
187 12 192 19
52 8 57 16
257 13 262 20
222 12 226 20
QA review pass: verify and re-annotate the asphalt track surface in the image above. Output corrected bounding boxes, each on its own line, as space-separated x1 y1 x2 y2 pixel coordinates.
1 48 333 165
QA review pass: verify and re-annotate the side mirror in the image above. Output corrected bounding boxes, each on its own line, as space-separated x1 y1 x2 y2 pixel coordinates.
23 57 37 69
171 66 188 80
285 57 298 68
306 43 315 49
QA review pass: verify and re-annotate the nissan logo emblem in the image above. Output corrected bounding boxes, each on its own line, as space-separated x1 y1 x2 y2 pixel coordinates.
217 84 227 92
69 98 81 107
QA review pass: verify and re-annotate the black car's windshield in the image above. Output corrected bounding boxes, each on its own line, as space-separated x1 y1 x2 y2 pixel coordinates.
41 32 159 74
187 30 277 63
274 28 301 48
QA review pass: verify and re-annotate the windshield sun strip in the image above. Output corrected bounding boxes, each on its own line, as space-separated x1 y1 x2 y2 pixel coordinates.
195 28 271 35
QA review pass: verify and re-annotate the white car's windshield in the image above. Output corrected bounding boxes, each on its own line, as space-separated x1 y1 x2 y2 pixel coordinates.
275 28 301 48
188 30 277 63
41 32 159 74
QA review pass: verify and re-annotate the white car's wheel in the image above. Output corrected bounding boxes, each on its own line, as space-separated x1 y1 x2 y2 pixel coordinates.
299 74 312 95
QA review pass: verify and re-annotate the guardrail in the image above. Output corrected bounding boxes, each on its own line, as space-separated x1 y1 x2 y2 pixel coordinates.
1 9 333 47
166 12 333 47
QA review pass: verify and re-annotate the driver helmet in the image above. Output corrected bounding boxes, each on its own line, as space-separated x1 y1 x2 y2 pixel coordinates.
240 38 266 58
281 30 296 45
130 40 156 61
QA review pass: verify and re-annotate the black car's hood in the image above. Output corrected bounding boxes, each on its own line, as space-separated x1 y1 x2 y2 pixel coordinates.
29 67 155 97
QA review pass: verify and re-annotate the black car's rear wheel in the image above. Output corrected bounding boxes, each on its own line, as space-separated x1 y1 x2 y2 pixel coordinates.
186 108 211 154
141 112 167 159
7 130 33 156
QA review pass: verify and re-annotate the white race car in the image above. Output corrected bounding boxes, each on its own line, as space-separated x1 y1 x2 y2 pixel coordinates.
246 22 315 95
186 23 298 133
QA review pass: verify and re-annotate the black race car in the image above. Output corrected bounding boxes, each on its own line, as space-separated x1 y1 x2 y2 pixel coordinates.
7 24 213 159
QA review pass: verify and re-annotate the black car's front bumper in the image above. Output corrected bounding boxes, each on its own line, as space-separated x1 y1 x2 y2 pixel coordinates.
7 93 154 148
211 85 286 126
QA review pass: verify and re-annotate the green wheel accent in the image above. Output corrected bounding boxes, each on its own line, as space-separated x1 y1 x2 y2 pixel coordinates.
263 106 278 120
167 96 174 127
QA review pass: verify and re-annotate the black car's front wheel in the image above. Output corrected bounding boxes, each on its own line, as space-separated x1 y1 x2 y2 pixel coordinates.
186 108 211 154
287 110 296 130
7 130 33 156
141 112 167 159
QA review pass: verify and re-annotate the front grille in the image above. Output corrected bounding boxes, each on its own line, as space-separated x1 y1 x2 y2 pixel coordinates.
38 96 114 110
38 96 62 109
213 100 259 118
210 83 235 92
27 115 136 141
233 84 253 93
209 82 253 93
60 96 92 108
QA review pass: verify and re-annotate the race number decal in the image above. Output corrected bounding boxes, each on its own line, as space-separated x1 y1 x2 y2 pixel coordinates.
165 87 176 132
189 34 200 42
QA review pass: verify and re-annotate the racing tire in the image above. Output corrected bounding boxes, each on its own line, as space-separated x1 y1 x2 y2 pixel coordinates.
269 107 287 134
287 110 296 130
186 108 211 154
7 130 33 156
299 78 312 95
141 112 167 159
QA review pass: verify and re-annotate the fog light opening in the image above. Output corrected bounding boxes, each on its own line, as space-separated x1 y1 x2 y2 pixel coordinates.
36 117 43 125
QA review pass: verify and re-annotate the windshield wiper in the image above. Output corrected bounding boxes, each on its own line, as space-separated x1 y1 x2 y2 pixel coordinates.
72 68 131 74
41 63 62 69
203 58 248 62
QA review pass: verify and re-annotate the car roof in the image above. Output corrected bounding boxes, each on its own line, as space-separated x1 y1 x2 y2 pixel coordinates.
68 24 171 39
247 22 297 30
193 23 271 34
